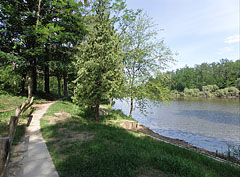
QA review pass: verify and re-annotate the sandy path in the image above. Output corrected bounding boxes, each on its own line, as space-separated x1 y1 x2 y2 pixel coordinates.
7 102 59 177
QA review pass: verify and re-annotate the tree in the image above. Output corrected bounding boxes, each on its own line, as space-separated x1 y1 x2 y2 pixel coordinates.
73 0 124 121
36 0 87 95
0 0 87 97
120 11 174 117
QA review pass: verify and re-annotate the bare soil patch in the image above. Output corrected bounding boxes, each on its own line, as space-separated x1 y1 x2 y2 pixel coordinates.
138 168 168 177
43 112 71 125
0 107 15 113
61 131 94 143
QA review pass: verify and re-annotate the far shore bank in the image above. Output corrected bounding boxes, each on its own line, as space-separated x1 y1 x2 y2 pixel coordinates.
171 95 240 99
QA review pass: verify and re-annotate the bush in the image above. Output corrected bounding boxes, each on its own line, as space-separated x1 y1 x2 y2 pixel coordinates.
215 87 239 97
171 90 180 97
227 87 239 96
184 88 200 97
202 85 219 93
215 89 224 97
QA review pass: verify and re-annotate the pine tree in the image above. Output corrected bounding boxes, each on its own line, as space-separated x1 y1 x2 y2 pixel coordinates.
73 0 124 121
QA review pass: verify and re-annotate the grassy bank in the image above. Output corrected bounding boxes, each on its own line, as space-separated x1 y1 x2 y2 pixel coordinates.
0 94 43 144
40 101 240 177
0 94 28 142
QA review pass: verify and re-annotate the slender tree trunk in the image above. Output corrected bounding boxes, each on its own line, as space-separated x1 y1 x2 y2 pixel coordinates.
63 73 68 97
109 97 113 106
57 74 61 97
95 104 100 121
36 0 42 27
44 65 50 94
27 77 32 99
20 73 26 94
129 96 134 118
32 59 37 94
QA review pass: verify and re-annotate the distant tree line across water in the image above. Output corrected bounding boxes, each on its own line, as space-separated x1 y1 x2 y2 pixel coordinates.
166 59 240 98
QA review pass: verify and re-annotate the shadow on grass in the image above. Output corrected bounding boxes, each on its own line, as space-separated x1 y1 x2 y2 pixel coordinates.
77 107 132 123
13 124 26 145
40 110 240 177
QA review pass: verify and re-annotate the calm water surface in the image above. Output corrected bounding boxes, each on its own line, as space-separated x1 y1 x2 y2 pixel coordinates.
113 98 240 154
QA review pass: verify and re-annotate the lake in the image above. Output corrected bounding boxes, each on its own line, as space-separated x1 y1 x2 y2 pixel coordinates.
113 98 240 155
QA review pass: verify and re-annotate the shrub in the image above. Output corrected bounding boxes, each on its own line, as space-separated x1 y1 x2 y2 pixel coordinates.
215 87 239 97
202 85 219 93
171 90 180 97
227 87 239 96
236 78 240 90
184 88 200 97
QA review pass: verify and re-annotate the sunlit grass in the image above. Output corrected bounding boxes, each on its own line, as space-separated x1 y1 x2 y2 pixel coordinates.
41 101 240 177
0 94 33 142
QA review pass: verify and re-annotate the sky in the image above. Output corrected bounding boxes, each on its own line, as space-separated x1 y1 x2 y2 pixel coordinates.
125 0 240 70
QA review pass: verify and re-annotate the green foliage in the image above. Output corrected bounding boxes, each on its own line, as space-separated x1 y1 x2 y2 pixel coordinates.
0 94 27 138
145 73 172 101
184 88 200 97
0 0 86 96
73 0 124 119
201 86 239 98
171 59 240 91
0 65 21 93
202 85 219 93
236 78 240 90
225 87 239 97
181 85 239 98
120 11 174 116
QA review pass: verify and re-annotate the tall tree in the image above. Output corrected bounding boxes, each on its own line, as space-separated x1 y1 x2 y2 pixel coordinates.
36 0 86 95
0 0 87 96
120 11 174 117
73 0 124 121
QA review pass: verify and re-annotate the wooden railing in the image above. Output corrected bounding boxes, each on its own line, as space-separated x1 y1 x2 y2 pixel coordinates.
0 97 34 177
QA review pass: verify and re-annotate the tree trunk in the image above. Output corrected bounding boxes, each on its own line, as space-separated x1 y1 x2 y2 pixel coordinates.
57 74 61 97
27 77 32 99
20 73 26 94
95 104 100 121
44 65 50 94
36 0 42 27
63 73 68 97
129 97 134 118
109 97 113 106
32 61 37 94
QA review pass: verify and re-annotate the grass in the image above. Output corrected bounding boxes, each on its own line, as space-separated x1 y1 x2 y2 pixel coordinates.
0 94 44 143
0 94 28 138
40 101 240 177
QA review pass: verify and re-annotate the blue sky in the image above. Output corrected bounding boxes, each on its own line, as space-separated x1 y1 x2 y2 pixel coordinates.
125 0 240 70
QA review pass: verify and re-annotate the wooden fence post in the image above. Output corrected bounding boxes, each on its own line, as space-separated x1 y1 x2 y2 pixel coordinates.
27 115 33 127
0 138 10 177
8 116 18 144
0 97 34 177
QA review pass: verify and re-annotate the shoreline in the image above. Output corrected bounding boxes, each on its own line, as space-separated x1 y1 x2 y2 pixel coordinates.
137 123 240 166
119 119 240 166
172 95 240 99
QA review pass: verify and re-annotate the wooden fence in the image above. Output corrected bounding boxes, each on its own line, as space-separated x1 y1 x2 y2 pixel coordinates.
0 97 34 177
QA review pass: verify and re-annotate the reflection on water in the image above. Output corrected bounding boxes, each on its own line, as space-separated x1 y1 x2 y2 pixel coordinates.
113 98 240 154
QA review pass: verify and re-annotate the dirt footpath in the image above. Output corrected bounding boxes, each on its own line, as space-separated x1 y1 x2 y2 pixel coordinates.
7 102 59 177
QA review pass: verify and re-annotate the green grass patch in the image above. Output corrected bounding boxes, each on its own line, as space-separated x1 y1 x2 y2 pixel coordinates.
0 94 34 143
0 94 26 110
41 101 240 177
0 94 26 138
